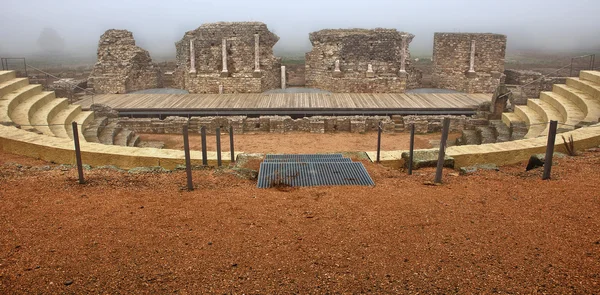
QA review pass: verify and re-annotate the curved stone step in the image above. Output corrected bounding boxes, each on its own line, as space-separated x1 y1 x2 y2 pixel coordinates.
71 111 95 140
456 130 479 145
114 129 134 146
553 84 600 124
566 78 600 99
540 91 585 128
128 134 140 147
580 70 600 84
476 126 496 144
0 71 16 84
30 98 68 136
0 78 29 98
10 91 56 128
49 104 82 138
98 121 121 145
501 112 523 128
514 105 546 139
1 84 42 123
489 120 511 143
527 99 567 135
84 117 108 143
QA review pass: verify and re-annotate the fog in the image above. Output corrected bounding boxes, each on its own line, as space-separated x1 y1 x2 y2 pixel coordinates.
1 0 599 61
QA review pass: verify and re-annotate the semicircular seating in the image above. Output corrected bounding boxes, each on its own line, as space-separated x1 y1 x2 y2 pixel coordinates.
0 70 138 147
501 70 600 139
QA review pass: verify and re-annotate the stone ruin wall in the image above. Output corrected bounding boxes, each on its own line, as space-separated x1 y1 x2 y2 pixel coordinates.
504 69 566 102
431 33 507 93
88 29 162 94
305 29 421 93
173 22 281 94
117 114 476 136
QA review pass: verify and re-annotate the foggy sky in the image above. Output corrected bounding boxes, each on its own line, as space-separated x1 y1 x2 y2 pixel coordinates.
1 0 599 60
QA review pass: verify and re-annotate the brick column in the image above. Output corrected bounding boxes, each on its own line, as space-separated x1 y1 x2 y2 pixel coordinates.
189 39 196 74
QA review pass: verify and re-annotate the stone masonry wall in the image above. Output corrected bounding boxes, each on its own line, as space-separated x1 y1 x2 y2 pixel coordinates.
88 29 162 94
431 33 506 93
174 22 281 94
305 29 421 93
117 115 473 135
504 69 566 98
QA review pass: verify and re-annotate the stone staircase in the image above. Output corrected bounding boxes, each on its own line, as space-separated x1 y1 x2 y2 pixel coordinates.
457 70 600 145
0 71 139 147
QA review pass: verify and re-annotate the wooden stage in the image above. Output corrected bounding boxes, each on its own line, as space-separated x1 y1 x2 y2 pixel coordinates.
76 92 492 116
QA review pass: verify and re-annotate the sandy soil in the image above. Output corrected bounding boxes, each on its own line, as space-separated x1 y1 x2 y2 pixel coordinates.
1 148 600 293
138 132 461 153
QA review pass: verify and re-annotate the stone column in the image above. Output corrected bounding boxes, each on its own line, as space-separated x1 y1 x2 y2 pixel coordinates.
468 40 476 74
399 35 408 76
189 39 196 74
366 64 375 78
253 34 262 77
281 66 286 90
333 59 342 78
221 38 229 77
219 84 224 94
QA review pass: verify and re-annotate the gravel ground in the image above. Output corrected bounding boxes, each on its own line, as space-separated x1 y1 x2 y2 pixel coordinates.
137 132 460 153
1 148 599 294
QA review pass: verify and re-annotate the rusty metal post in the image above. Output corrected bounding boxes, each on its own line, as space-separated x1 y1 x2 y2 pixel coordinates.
71 122 85 184
408 123 415 175
434 118 451 184
542 120 558 180
229 126 235 163
216 127 222 167
183 125 193 191
376 122 382 163
200 126 208 166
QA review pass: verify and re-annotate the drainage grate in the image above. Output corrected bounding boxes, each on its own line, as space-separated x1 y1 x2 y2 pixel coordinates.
264 158 353 163
265 153 345 161
257 161 374 188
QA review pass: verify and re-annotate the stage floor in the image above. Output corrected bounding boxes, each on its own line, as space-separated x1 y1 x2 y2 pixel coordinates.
76 92 492 116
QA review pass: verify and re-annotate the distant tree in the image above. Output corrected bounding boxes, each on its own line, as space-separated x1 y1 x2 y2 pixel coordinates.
37 27 65 53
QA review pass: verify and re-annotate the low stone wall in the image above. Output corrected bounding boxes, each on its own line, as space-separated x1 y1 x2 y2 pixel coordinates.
504 69 567 98
117 115 474 135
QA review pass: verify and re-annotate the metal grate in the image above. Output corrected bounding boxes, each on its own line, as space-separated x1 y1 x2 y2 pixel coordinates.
265 153 345 161
257 161 374 188
264 157 353 163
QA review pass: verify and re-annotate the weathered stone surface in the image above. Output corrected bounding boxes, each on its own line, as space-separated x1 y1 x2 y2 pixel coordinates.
504 69 567 98
88 29 162 94
174 22 281 94
305 29 421 93
401 149 455 169
432 33 506 93
118 115 471 135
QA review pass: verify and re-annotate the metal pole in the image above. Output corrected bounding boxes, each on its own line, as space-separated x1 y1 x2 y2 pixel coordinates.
201 126 208 166
216 127 222 167
408 123 415 175
434 118 451 184
229 126 235 163
376 122 382 163
71 122 85 184
182 125 193 191
542 120 558 180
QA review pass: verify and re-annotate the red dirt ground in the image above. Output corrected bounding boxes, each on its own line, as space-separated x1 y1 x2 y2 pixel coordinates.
1 148 600 294
138 132 461 153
